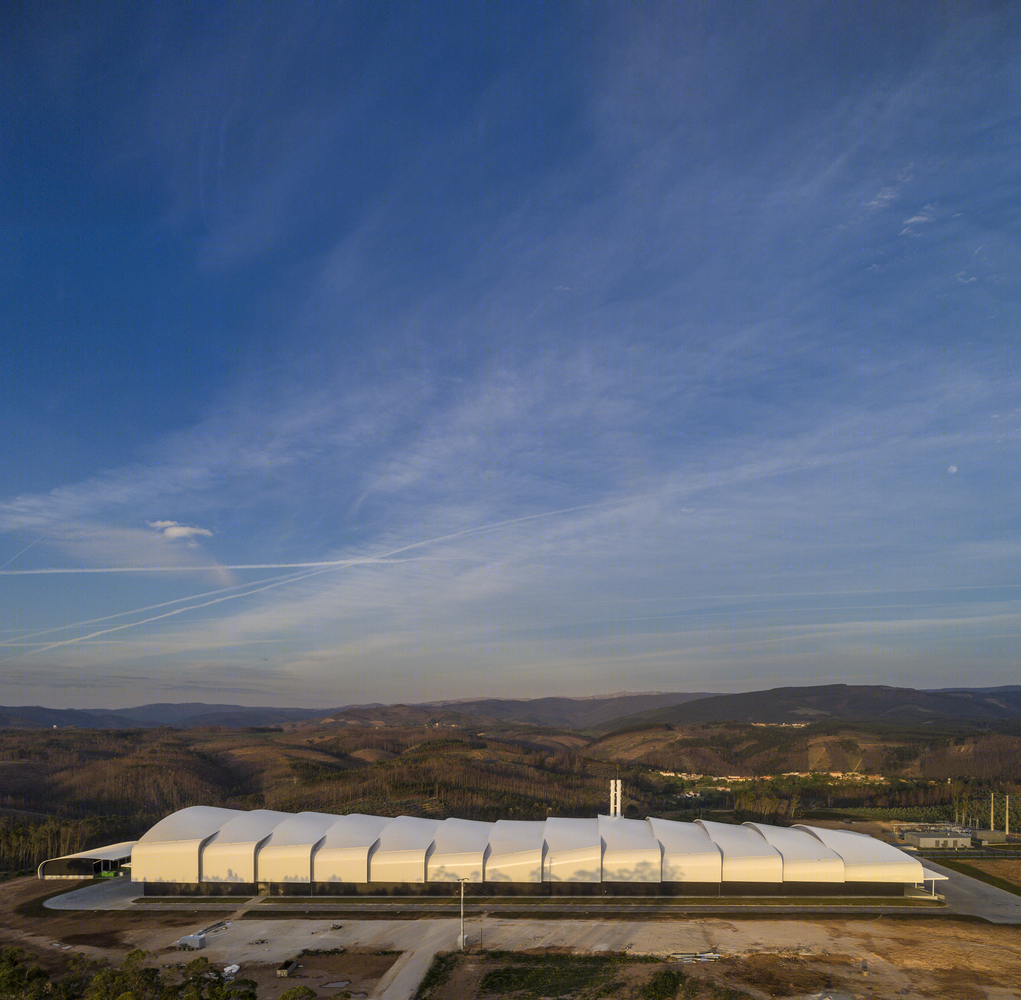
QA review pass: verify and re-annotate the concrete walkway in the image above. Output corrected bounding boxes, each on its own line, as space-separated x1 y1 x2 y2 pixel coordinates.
43 878 138 910
921 859 1021 924
371 921 458 1000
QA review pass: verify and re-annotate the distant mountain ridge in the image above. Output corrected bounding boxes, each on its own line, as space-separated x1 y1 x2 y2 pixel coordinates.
0 703 327 730
2 684 1020 731
423 692 711 729
0 693 711 731
601 683 1021 730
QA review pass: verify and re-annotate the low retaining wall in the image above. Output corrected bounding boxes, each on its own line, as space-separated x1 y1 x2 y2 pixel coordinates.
140 879 906 898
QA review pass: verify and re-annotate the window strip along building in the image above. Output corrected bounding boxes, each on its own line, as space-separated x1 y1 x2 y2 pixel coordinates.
38 805 944 897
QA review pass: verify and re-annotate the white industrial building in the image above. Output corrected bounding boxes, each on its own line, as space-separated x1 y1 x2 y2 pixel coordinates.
41 805 942 897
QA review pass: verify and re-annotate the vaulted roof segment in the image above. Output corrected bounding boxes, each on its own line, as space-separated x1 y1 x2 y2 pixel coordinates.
256 811 339 884
132 806 242 884
598 815 661 882
484 820 545 883
696 819 783 882
543 818 600 882
312 814 391 883
744 823 844 882
115 808 934 890
202 809 285 883
648 816 722 883
795 824 925 882
369 815 442 883
428 817 493 882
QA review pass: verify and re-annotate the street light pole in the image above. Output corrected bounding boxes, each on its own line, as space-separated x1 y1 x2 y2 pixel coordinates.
459 878 467 950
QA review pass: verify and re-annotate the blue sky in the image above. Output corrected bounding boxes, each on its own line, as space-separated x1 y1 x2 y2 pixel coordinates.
2 2 1018 709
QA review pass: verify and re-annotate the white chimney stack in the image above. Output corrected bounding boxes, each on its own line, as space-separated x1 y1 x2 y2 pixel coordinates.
609 779 622 817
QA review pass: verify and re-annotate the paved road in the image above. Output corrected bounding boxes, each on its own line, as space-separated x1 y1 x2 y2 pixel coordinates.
44 881 948 919
921 859 1021 924
41 866 1021 930
372 921 457 1000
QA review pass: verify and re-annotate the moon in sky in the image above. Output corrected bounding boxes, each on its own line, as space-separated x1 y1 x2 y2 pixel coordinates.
948 466 958 474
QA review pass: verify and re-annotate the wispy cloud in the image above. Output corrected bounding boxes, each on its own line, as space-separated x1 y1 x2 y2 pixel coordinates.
148 520 213 541
1 4 1017 706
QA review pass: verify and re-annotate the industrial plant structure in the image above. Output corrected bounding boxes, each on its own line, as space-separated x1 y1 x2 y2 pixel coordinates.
40 804 941 897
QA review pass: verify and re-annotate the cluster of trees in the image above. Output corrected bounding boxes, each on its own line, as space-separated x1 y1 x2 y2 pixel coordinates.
667 773 1020 829
2 720 1019 876
917 734 1021 782
607 721 1021 782
0 815 140 875
0 731 241 820
731 790 800 825
0 948 320 1000
267 751 612 821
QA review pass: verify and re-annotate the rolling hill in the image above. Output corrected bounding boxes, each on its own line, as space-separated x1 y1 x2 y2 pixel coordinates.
3 685 1020 733
600 684 1021 730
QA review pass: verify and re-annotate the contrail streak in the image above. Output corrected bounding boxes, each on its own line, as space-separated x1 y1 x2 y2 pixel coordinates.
0 498 652 658
19 565 338 657
0 497 633 575
0 536 44 570
4 567 316 644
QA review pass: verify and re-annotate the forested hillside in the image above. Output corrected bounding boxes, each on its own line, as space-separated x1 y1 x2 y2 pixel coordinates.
2 718 1019 874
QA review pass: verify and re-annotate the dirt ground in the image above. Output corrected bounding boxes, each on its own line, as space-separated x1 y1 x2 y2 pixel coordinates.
432 950 852 1000
959 858 1021 890
2 878 1020 999
0 878 400 997
429 922 1021 1000
170 953 399 1000
0 877 215 972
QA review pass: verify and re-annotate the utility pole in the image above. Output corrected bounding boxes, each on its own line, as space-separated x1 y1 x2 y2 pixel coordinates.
991 791 995 832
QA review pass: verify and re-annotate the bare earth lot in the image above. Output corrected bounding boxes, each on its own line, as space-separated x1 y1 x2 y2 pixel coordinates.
225 953 399 1000
1 878 1019 999
438 918 1021 1000
960 858 1021 889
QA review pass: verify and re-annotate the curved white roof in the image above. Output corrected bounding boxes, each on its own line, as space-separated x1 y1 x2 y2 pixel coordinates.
795 825 925 883
648 817 722 882
427 818 493 883
369 815 442 883
38 841 136 879
257 811 339 884
136 806 242 845
543 818 600 882
313 814 391 883
697 820 782 882
49 840 137 862
598 816 661 883
485 820 545 883
744 823 844 882
126 808 929 889
133 806 242 883
202 809 284 883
